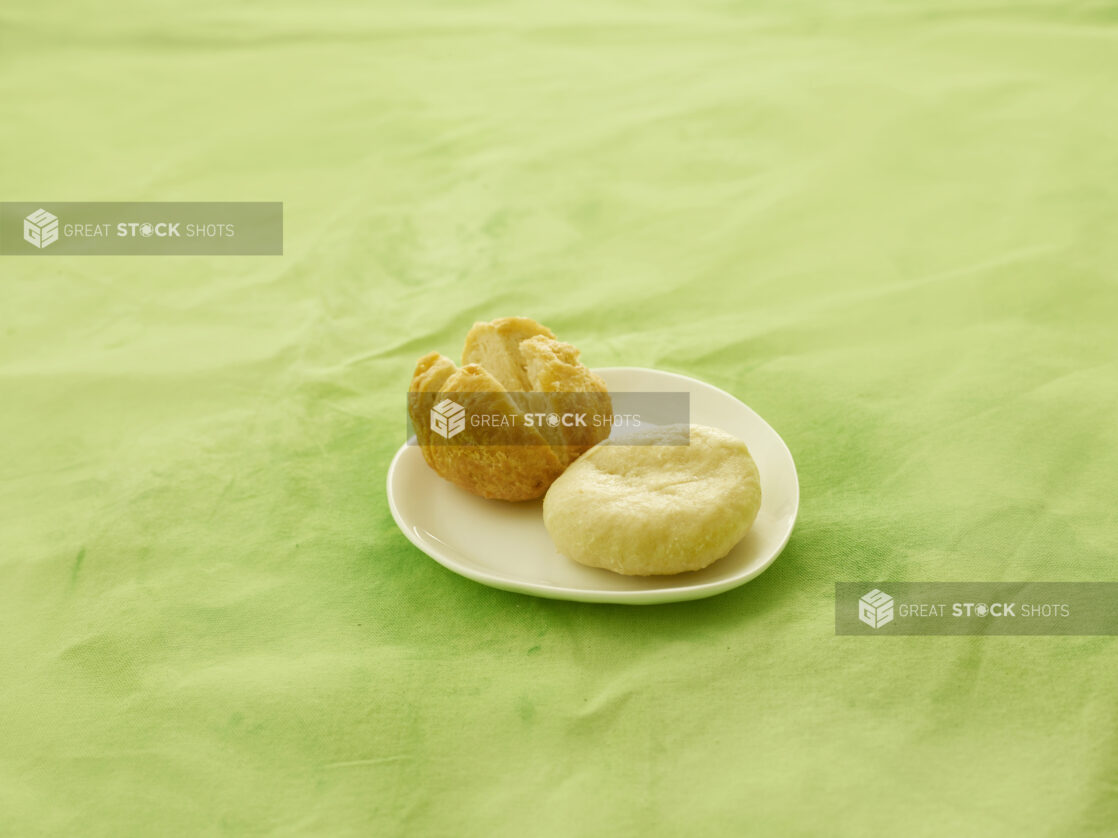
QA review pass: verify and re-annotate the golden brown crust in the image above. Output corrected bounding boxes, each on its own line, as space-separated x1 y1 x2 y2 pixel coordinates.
408 353 460 474
519 335 607 394
410 352 457 394
426 444 563 501
409 318 609 501
409 360 565 501
461 317 556 392
519 335 611 465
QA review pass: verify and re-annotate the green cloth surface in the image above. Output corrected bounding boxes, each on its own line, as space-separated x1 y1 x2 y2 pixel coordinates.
2 2 1117 835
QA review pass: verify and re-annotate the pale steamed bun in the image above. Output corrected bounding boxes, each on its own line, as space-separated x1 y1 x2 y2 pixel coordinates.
542 424 761 575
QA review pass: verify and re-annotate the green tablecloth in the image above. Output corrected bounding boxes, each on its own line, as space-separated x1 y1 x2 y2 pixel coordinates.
2 2 1116 835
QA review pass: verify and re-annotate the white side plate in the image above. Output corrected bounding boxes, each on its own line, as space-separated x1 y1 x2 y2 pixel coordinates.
387 367 799 604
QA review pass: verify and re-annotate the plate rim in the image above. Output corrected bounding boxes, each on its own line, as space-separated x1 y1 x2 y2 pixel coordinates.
386 366 800 604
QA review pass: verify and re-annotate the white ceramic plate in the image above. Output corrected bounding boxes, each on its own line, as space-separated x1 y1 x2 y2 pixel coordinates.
386 367 799 604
